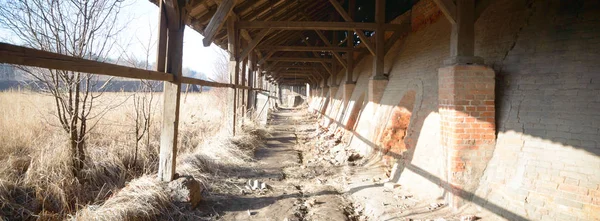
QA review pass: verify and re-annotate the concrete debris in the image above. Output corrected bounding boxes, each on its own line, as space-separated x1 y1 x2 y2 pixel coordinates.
460 215 480 221
245 179 270 193
252 180 260 190
394 195 414 200
426 202 444 210
304 199 317 208
260 182 268 190
383 182 401 189
309 125 363 166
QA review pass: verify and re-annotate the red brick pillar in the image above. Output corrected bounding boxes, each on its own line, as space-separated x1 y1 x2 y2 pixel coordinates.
438 65 495 209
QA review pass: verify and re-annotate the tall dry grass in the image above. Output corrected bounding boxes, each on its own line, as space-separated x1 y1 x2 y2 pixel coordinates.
0 88 266 220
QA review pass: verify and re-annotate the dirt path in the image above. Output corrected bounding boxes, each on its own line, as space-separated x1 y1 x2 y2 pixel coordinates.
196 108 358 221
194 107 480 221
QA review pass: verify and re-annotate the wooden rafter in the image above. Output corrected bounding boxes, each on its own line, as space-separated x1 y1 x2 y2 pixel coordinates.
238 28 271 60
384 19 411 55
269 57 334 62
327 0 376 55
202 0 235 46
296 32 335 77
258 51 275 66
237 21 401 31
433 0 457 24
257 46 355 52
314 30 347 69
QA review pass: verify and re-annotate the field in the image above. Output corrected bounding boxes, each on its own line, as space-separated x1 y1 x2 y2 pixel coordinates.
0 89 265 220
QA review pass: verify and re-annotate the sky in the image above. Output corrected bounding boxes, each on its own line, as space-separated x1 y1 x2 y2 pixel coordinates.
120 0 225 79
0 0 226 80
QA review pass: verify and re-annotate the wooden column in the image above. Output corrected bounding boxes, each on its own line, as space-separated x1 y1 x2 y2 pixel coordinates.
368 0 388 103
227 16 238 135
345 0 356 84
372 0 386 79
158 0 185 182
434 0 484 65
240 57 248 117
331 29 339 87
247 53 256 114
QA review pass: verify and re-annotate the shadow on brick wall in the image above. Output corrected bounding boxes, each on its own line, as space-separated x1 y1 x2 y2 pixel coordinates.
315 101 528 220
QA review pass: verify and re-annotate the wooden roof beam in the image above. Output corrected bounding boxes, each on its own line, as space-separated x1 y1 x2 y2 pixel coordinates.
433 0 457 24
257 45 356 52
313 30 347 69
238 28 271 60
240 0 289 21
385 18 411 55
258 51 275 66
296 32 334 76
269 57 334 62
202 0 235 46
255 2 330 47
327 0 376 55
237 21 400 31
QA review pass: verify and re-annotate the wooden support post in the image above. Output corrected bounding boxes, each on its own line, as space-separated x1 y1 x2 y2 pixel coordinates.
331 29 339 86
156 4 168 73
346 0 355 84
372 0 387 80
227 16 238 135
234 60 240 133
247 53 256 114
241 57 248 118
158 0 185 182
435 0 483 65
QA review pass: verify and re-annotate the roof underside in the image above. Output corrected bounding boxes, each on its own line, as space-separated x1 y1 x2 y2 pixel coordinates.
150 0 418 85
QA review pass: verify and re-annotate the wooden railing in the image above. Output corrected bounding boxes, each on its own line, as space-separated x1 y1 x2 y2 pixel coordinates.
0 40 273 182
0 42 267 91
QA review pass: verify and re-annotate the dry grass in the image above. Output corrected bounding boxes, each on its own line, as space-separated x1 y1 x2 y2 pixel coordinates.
0 89 267 220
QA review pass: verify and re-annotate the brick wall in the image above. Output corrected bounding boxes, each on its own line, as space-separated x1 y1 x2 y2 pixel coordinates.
310 0 600 219
473 0 600 220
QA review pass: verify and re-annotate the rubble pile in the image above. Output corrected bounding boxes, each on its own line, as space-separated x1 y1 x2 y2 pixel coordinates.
303 121 363 167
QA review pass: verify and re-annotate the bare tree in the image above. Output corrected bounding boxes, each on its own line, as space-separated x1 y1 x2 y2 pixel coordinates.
0 0 128 178
121 31 158 170
210 48 231 106
211 48 231 84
